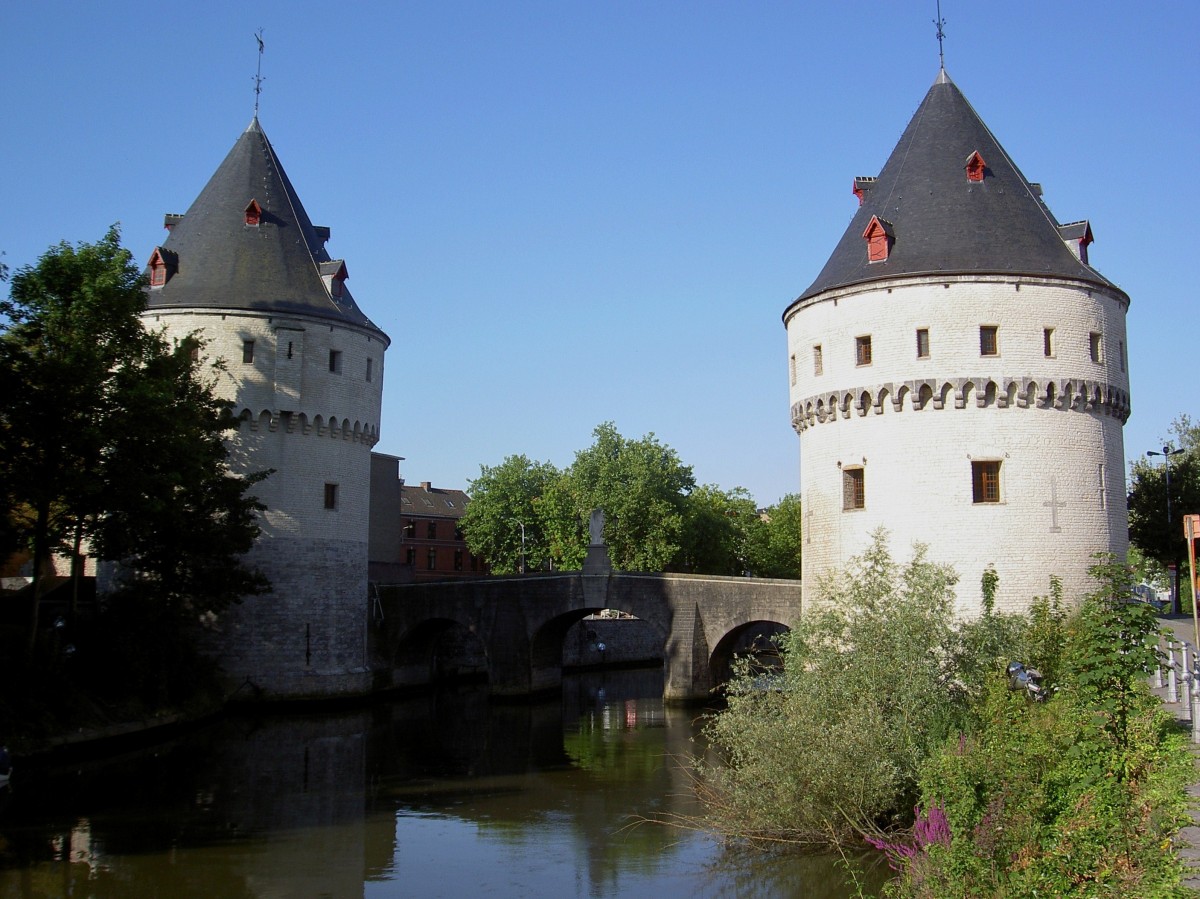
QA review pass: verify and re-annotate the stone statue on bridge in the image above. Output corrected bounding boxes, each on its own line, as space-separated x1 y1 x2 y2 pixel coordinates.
585 508 611 578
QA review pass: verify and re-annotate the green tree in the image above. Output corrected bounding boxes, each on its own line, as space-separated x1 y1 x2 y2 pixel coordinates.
0 228 267 651
568 422 696 571
674 484 758 575
744 493 803 579
1128 415 1199 608
460 454 561 574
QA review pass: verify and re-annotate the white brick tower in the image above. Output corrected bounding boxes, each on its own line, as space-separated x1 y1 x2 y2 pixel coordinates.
784 70 1130 615
143 118 390 697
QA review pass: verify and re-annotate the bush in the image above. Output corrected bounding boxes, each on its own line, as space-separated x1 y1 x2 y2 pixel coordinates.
697 531 966 845
884 555 1191 897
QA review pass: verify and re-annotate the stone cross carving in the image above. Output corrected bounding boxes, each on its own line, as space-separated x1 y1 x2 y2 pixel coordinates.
1043 477 1065 533
588 509 605 546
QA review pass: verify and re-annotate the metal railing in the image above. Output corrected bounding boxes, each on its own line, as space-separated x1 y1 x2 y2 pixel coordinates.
1155 635 1200 743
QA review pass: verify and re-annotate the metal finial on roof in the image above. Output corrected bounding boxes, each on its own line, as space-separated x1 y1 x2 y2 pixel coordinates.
933 1 946 70
253 28 265 117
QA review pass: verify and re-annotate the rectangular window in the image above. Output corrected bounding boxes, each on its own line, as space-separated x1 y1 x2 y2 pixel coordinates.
813 345 824 376
979 326 998 356
405 547 416 566
842 467 865 510
426 521 437 540
855 336 872 367
789 354 797 386
366 357 373 382
426 548 437 570
916 328 930 359
1043 327 1055 357
1118 340 1126 373
404 519 416 538
1089 332 1103 363
243 340 255 364
971 461 1001 504
324 483 338 510
329 349 342 373
1098 463 1107 510
454 550 463 571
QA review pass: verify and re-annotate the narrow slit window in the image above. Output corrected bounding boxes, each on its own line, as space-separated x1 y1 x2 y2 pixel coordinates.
1043 327 1055 357
366 357 373 382
243 340 255 364
916 328 930 359
1089 332 1103 364
329 349 342 373
789 354 797 386
324 483 338 510
813 344 824 376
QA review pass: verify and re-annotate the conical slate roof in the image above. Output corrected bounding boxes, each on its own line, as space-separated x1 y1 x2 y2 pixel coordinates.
145 118 387 338
792 70 1125 307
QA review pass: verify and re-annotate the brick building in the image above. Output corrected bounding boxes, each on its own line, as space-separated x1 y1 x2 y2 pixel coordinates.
398 482 487 581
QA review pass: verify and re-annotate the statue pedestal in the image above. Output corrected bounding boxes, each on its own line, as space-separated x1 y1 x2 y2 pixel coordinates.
584 543 612 577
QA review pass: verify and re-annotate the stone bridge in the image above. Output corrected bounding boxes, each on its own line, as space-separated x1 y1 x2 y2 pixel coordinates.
370 563 802 703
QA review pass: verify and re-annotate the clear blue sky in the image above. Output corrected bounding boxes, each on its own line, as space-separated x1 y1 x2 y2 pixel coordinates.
2 2 1196 506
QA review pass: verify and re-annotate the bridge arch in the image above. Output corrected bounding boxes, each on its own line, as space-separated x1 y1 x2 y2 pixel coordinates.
708 620 791 691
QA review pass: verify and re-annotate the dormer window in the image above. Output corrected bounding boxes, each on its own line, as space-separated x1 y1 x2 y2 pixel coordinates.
147 247 177 287
965 151 987 182
320 260 348 299
852 176 877 207
1057 221 1094 264
862 215 894 263
244 199 263 226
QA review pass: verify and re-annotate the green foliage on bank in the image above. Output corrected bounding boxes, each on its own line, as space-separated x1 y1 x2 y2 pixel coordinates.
698 536 1193 896
0 229 268 748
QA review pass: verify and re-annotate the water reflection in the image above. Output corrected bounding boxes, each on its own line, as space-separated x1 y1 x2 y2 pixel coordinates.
0 669 887 898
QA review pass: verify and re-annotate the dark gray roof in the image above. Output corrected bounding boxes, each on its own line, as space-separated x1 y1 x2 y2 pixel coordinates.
400 484 471 520
791 70 1126 309
145 118 388 341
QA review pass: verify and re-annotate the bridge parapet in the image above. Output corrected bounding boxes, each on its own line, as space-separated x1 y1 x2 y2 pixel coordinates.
371 571 802 703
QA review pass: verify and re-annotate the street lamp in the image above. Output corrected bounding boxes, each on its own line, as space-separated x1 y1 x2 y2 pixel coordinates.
1147 444 1186 613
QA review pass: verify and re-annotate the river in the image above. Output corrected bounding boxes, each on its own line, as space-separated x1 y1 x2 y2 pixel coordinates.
0 668 890 897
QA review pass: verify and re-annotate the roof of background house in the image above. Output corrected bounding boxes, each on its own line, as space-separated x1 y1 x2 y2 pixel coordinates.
400 482 471 519
790 69 1126 310
144 118 388 340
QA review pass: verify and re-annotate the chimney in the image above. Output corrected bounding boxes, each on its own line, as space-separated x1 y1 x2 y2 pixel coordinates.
421 482 432 491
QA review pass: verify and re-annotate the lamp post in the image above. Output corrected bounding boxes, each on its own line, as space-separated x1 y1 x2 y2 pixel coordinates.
1147 444 1186 613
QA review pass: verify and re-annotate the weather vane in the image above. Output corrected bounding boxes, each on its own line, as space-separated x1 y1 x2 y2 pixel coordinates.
253 28 265 117
933 1 946 70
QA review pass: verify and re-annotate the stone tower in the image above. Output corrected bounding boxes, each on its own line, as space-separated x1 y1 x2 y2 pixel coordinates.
784 70 1130 615
143 118 390 697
